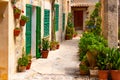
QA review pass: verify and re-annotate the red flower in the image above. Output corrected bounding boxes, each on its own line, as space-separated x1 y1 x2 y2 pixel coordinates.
22 10 24 13
13 5 16 9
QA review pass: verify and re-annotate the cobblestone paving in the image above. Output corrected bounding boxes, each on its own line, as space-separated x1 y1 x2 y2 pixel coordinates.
12 36 98 80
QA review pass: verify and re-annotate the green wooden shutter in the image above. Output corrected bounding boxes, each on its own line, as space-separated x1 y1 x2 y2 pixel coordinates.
36 6 41 58
44 9 50 37
26 4 32 55
62 13 65 31
55 4 59 31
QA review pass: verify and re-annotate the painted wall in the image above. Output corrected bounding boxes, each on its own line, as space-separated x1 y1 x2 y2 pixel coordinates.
31 6 36 57
0 1 8 80
0 0 66 80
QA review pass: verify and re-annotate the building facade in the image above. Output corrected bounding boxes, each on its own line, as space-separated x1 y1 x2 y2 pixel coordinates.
70 0 99 31
0 0 67 80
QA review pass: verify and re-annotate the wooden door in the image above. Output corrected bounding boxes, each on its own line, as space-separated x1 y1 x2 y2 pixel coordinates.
74 11 83 30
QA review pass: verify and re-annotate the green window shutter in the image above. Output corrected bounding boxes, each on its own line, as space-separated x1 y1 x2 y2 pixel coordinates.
36 6 41 58
62 13 65 31
26 4 32 55
44 9 50 37
55 4 59 31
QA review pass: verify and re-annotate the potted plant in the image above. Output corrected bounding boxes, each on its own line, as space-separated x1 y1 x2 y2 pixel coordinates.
13 6 21 19
79 55 89 75
55 41 60 49
96 47 111 80
65 26 74 40
14 27 21 37
73 31 78 37
50 41 56 50
110 48 120 80
17 54 29 72
41 38 50 58
20 15 29 26
26 54 32 70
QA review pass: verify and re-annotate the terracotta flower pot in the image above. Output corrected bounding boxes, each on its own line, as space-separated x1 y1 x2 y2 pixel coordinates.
14 13 21 19
18 65 26 72
14 29 20 36
111 70 120 80
42 50 49 58
98 70 108 80
26 61 32 70
90 69 98 77
56 44 60 49
20 20 26 26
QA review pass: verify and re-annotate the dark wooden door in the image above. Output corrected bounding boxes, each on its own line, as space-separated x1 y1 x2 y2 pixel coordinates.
74 11 83 30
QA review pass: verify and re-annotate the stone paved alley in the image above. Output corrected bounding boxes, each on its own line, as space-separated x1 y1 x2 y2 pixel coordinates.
12 36 98 80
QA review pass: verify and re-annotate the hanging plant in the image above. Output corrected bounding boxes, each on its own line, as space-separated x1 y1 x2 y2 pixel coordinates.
14 27 21 37
13 6 21 19
11 0 16 4
20 15 29 26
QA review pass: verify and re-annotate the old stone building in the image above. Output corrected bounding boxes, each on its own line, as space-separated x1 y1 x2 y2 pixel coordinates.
70 0 99 30
0 0 66 80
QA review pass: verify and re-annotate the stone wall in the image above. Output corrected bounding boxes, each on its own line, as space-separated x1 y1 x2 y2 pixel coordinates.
101 0 118 48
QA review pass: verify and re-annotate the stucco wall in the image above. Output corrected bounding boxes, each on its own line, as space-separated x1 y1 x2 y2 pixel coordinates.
0 0 66 79
0 1 8 80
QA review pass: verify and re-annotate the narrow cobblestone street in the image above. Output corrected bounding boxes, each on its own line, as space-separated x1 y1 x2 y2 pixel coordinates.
12 36 97 80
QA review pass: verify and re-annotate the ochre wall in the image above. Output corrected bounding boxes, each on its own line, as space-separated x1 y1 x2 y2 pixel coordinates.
0 2 8 80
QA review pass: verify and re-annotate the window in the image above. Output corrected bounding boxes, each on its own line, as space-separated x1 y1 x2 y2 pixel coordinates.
55 4 59 31
44 9 50 37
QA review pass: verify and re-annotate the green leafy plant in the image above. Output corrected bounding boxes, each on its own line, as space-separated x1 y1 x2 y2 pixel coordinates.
85 2 101 35
42 38 50 50
97 47 111 70
18 54 29 66
20 15 29 22
14 7 21 14
50 41 56 50
109 48 120 70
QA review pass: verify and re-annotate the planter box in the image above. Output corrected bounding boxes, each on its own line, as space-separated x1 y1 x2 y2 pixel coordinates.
98 70 108 80
111 70 120 80
90 69 98 77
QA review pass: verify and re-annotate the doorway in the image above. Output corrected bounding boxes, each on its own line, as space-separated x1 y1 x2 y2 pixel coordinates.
74 11 83 30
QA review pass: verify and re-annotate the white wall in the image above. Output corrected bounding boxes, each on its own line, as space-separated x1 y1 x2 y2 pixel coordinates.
31 7 36 57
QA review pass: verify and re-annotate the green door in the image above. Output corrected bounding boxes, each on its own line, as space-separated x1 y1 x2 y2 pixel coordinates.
36 6 41 58
26 4 32 55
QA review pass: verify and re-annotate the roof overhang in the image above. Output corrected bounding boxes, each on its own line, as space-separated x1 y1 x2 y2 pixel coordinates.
71 3 95 7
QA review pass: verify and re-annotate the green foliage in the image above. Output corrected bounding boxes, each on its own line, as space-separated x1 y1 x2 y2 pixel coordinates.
14 7 21 14
65 13 75 39
109 48 120 70
21 15 29 22
78 31 107 69
86 2 101 36
66 26 74 35
42 38 50 50
118 28 120 39
67 13 74 28
80 64 89 71
79 32 107 55
97 47 111 70
15 27 20 30
18 54 29 66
